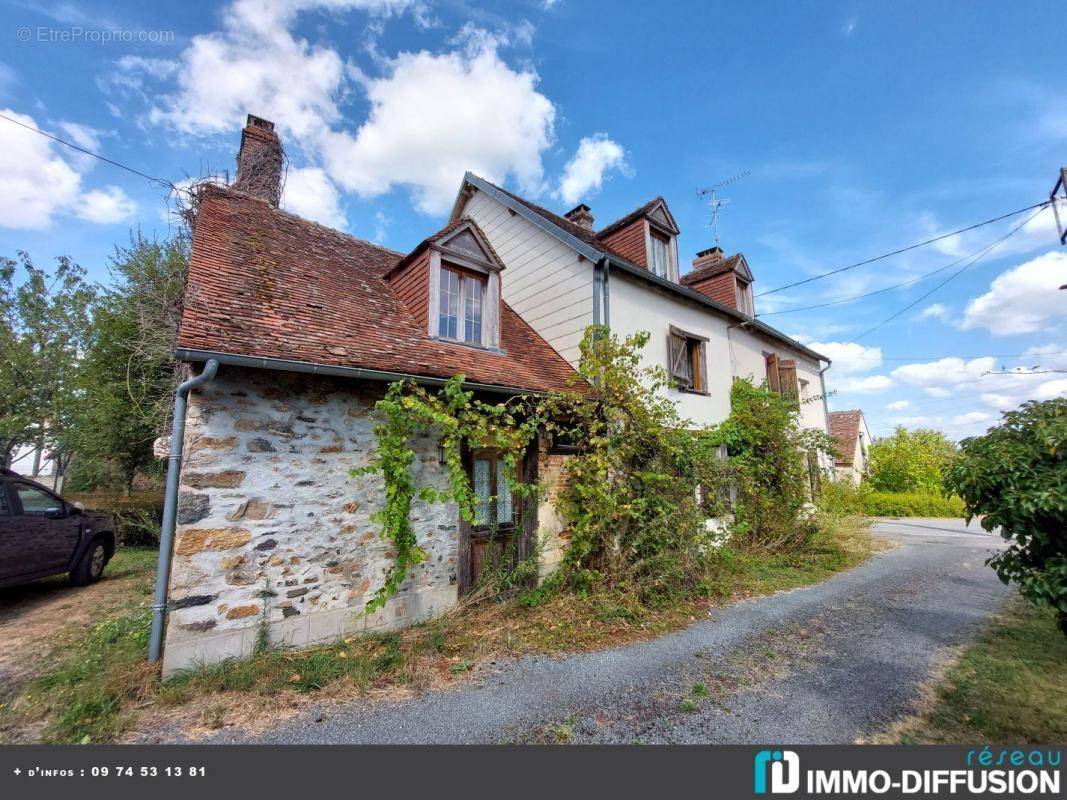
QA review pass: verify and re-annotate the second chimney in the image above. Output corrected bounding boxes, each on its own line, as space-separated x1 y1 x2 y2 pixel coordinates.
234 114 283 207
564 203 595 231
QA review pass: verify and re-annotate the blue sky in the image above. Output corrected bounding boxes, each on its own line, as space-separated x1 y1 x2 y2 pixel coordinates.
1 0 1065 438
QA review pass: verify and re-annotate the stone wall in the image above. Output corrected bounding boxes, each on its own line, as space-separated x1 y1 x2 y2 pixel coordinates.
162 367 458 676
162 366 576 676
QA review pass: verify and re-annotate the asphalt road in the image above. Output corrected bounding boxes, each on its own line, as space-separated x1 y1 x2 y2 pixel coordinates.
210 518 1012 744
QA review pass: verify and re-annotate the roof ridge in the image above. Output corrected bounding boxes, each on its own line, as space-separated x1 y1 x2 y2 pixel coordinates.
201 184 407 259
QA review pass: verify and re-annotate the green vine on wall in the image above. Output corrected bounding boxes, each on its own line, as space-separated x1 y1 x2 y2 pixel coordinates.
351 376 548 612
355 326 837 612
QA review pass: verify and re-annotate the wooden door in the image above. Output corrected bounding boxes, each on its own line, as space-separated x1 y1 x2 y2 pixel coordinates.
457 443 538 594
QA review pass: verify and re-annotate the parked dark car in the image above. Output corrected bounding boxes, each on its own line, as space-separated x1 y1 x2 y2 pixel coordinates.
0 468 116 589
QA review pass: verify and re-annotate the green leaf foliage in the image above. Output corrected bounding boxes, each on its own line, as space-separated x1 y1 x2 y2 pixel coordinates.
944 398 1067 634
868 426 957 494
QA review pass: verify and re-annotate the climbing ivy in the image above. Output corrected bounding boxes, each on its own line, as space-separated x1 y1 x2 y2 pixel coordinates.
356 325 836 611
352 376 547 612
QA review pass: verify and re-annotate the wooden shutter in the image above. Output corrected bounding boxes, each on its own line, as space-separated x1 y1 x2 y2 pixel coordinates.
695 341 708 393
778 359 799 402
668 329 690 386
765 352 780 394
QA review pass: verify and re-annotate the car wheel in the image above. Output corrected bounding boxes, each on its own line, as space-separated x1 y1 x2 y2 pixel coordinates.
71 538 108 586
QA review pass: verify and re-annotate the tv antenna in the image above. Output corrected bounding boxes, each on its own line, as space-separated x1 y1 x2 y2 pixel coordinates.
698 170 750 248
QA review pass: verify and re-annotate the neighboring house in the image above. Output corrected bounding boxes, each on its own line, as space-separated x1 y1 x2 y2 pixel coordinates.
828 410 872 485
449 173 831 439
160 115 833 673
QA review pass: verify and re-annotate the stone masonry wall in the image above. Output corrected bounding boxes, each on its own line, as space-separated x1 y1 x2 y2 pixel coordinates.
162 367 458 676
162 366 575 676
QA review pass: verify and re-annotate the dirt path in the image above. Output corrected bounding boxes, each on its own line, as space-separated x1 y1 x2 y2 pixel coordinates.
194 519 1011 744
0 552 153 704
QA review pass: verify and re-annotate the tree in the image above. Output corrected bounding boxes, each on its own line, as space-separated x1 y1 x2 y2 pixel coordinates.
868 426 956 494
944 399 1067 634
69 234 188 492
0 253 96 472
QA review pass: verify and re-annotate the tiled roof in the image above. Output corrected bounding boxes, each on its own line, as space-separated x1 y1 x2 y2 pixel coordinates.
828 410 864 466
680 254 745 285
594 197 666 239
177 186 582 394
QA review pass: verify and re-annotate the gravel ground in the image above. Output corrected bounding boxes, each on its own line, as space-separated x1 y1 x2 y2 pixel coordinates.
200 518 1011 744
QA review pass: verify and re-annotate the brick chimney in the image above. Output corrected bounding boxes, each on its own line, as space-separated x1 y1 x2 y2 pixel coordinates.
234 114 283 206
564 203 595 231
691 246 725 271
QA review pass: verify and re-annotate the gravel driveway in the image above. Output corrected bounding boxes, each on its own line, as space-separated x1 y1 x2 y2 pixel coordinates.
204 518 1012 744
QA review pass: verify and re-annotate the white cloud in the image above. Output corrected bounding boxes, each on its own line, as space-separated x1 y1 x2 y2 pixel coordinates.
924 387 951 398
281 165 346 228
75 186 138 224
124 2 561 217
886 400 910 411
809 340 882 376
555 133 628 206
373 210 390 243
320 31 556 214
1034 378 1067 401
842 18 857 37
0 109 82 229
951 411 993 426
835 375 894 394
961 251 1067 335
918 303 949 321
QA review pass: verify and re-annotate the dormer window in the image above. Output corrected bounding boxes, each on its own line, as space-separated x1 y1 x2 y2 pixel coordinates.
438 266 486 344
736 279 755 316
418 219 503 351
649 229 673 279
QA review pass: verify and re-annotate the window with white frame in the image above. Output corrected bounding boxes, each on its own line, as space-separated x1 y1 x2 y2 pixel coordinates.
736 279 755 316
438 266 486 346
649 229 672 279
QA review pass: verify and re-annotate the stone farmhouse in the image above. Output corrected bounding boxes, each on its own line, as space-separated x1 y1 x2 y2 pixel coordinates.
157 115 831 675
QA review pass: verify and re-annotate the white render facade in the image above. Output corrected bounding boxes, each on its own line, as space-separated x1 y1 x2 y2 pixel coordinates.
452 175 833 448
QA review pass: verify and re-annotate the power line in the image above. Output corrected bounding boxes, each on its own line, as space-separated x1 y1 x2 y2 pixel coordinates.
831 350 1067 362
757 244 986 317
846 206 1045 344
0 111 184 194
756 201 1051 298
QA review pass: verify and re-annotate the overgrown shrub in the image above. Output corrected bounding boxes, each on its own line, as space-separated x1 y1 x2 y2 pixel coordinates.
944 399 1067 634
863 491 964 518
66 492 163 547
711 379 834 551
868 427 956 493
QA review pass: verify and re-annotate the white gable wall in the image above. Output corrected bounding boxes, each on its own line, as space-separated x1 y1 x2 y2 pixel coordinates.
462 188 594 367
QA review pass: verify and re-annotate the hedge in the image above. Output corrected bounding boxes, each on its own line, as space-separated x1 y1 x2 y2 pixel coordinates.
817 482 965 518
862 491 965 518
66 492 164 547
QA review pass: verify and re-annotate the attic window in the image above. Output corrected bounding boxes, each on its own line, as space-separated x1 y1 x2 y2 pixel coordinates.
438 266 486 345
649 229 674 279
668 325 708 394
736 279 755 316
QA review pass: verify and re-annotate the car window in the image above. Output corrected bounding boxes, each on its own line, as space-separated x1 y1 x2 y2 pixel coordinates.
14 483 62 516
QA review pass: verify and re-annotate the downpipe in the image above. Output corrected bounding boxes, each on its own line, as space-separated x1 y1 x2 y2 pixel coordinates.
148 359 220 663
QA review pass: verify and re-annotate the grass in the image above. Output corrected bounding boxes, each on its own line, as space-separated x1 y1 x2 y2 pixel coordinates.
7 513 875 743
893 599 1067 744
6 548 158 743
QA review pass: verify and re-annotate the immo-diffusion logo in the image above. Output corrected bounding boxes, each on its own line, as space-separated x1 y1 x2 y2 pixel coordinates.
754 750 801 794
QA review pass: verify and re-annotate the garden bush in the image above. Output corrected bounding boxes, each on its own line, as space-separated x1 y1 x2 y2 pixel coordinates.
862 491 964 518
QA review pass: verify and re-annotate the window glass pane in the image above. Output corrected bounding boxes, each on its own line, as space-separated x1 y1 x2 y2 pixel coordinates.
473 458 491 525
438 269 459 339
463 276 483 344
495 458 513 524
16 484 59 515
650 235 668 277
